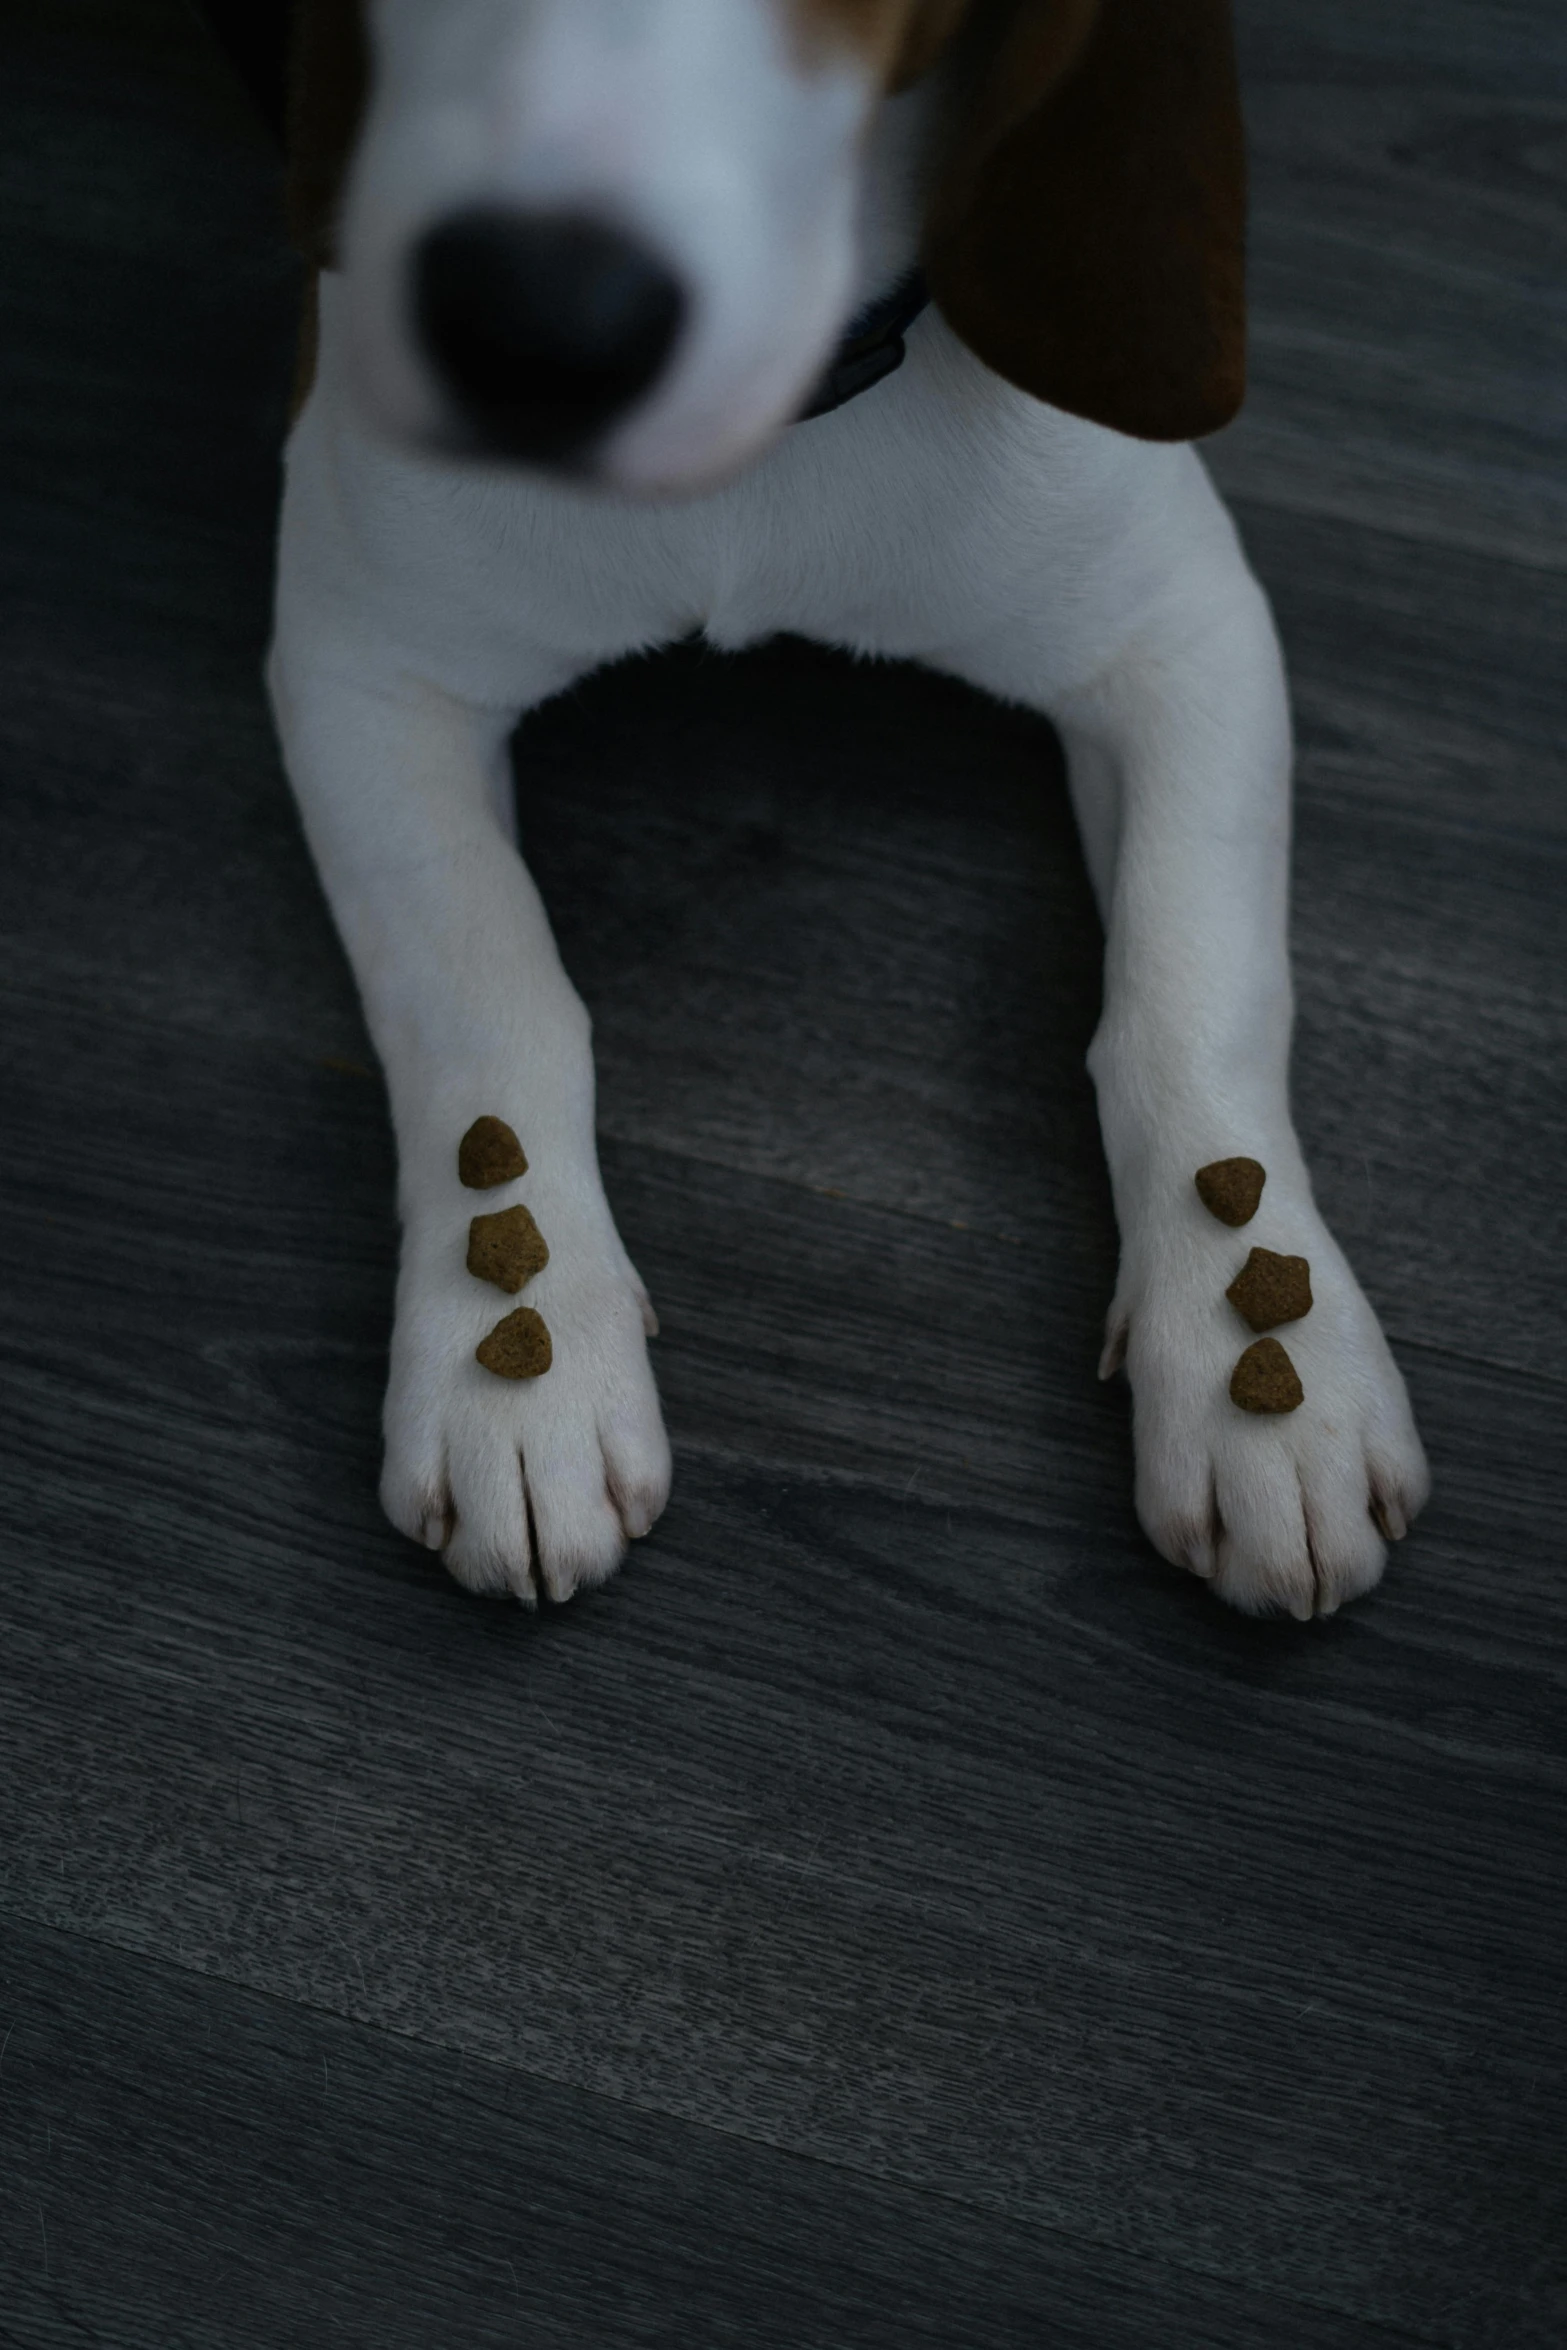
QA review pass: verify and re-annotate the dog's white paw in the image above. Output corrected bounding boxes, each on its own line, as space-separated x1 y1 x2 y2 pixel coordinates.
379 1200 671 1605
1106 1208 1430 1620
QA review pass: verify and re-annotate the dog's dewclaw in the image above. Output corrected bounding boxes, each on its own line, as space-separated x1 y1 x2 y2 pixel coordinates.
458 1115 528 1189
467 1203 550 1294
1195 1156 1266 1226
475 1307 553 1380
1229 1336 1304 1414
1226 1246 1313 1333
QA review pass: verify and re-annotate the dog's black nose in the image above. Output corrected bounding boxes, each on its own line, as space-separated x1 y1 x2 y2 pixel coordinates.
412 207 685 465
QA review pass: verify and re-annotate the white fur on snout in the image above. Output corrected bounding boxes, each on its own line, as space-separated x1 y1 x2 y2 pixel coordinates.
345 0 895 490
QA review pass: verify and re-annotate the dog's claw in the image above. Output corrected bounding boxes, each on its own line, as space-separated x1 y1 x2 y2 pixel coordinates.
1370 1495 1407 1543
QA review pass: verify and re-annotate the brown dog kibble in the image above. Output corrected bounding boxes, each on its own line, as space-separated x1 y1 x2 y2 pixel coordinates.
1195 1157 1266 1226
467 1203 550 1294
1226 1246 1313 1333
1230 1337 1304 1414
458 1115 528 1190
475 1307 553 1380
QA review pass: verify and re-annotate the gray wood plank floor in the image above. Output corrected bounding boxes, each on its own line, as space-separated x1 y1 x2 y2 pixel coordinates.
1 2 1563 2343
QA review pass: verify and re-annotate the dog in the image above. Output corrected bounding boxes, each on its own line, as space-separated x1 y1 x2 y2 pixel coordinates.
248 0 1430 1618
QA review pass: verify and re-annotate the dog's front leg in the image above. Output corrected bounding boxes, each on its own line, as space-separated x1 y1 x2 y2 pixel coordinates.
1050 532 1430 1617
266 651 671 1602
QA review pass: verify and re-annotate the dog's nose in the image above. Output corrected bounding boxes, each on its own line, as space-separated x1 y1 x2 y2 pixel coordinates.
412 207 685 465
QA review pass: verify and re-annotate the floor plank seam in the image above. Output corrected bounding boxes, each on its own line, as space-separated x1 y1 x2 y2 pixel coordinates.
595 1122 1050 1246
1393 1332 1567 1393
0 1906 1455 2349
662 1427 1124 1538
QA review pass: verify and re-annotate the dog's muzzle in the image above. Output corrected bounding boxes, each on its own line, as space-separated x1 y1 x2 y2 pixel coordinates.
412 206 687 466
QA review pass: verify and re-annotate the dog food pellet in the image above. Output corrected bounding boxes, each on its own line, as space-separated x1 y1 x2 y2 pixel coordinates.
476 1306 553 1380
467 1203 549 1294
1226 1246 1313 1332
1229 1336 1303 1414
458 1115 528 1189
1195 1157 1266 1226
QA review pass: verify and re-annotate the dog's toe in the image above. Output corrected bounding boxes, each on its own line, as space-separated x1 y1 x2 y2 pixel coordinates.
600 1401 673 1542
1366 1422 1432 1547
441 1415 537 1601
1207 1458 1317 1619
1202 1455 1384 1620
1298 1457 1389 1616
514 1407 638 1602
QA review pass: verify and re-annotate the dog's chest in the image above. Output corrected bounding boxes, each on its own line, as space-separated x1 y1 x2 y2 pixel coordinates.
303 295 1135 702
325 395 961 677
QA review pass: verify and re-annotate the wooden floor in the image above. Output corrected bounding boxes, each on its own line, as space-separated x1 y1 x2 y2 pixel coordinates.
2 3 1564 2342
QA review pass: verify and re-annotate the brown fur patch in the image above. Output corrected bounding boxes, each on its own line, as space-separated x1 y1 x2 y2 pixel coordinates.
785 0 972 88
284 0 368 415
923 0 1247 441
286 0 370 270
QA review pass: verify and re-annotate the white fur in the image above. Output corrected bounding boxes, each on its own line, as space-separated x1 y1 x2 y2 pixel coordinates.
268 0 1429 1614
341 0 921 487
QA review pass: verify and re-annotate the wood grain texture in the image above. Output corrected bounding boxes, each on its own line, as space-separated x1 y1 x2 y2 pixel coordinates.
0 1918 1421 2350
0 0 1564 2344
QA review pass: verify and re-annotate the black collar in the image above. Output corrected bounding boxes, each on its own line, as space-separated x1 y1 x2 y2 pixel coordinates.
795 268 929 422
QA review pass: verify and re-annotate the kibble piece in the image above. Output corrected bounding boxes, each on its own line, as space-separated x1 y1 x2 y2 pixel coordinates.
458 1115 528 1190
467 1203 549 1294
1195 1157 1266 1226
1226 1246 1313 1333
1230 1337 1304 1414
476 1307 553 1380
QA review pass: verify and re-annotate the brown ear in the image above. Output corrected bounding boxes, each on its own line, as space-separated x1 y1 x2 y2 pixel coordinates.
285 0 371 270
921 0 1247 440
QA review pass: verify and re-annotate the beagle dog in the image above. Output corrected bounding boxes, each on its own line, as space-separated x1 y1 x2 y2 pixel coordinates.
247 0 1430 1617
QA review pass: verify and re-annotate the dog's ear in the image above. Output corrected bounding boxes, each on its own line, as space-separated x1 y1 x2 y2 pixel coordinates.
194 0 292 141
191 2 369 268
921 0 1247 440
285 0 372 269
